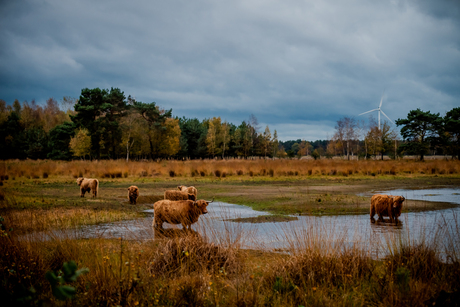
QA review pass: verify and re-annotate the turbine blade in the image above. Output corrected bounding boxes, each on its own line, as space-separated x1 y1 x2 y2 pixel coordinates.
358 109 379 116
380 109 393 124
379 95 384 108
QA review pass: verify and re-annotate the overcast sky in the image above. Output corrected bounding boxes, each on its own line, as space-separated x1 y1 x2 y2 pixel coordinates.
1 0 459 141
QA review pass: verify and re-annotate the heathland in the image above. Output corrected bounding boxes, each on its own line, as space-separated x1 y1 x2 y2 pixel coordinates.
1 159 460 306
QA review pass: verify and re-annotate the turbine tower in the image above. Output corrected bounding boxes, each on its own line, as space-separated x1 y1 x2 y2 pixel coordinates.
359 94 393 130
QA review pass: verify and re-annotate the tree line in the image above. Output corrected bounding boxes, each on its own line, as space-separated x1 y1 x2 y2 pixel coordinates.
329 108 460 161
0 87 459 161
0 88 281 160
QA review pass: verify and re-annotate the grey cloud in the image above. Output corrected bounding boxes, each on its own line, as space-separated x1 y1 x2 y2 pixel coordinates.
0 0 459 141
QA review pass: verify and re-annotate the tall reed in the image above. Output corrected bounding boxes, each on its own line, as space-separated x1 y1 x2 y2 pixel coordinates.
1 197 460 305
1 158 459 180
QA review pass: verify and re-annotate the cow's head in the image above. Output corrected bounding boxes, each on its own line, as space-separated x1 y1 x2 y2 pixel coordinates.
128 186 139 195
76 177 84 186
194 198 213 215
392 196 405 217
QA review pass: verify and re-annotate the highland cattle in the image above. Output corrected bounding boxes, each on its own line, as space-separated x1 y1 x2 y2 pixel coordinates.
76 177 99 198
153 199 213 231
165 190 196 201
370 194 405 224
128 186 139 204
178 185 198 198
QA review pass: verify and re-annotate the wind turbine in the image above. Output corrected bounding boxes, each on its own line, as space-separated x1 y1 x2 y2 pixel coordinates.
358 94 393 130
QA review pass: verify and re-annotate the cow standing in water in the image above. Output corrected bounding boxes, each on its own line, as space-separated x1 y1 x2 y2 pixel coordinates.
370 194 405 224
153 199 213 231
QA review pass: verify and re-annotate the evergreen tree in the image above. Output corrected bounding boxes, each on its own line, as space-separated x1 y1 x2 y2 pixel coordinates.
234 121 252 158
178 117 207 159
444 107 460 159
396 109 442 161
71 87 128 159
0 111 27 159
133 100 172 159
47 122 75 160
25 127 49 159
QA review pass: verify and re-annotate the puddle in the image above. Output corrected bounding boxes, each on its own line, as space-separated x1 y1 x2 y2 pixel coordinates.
23 188 460 259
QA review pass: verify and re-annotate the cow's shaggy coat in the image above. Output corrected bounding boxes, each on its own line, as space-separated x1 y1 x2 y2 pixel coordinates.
164 190 196 201
370 194 405 224
76 177 99 198
177 185 198 198
153 199 211 230
128 186 139 204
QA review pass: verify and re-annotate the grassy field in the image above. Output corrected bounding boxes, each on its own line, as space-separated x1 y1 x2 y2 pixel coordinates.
1 171 459 231
1 159 460 306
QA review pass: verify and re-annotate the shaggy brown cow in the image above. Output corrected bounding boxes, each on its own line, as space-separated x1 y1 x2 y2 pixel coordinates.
164 190 196 201
177 185 198 198
370 194 405 224
153 199 213 231
388 195 405 223
76 177 99 198
128 186 139 204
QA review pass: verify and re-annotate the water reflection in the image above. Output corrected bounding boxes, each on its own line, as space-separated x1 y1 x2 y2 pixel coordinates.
24 188 460 259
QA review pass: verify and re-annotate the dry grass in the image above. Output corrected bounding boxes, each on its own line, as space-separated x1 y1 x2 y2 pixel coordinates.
1 158 459 180
1 208 139 234
1 159 460 305
1 203 460 306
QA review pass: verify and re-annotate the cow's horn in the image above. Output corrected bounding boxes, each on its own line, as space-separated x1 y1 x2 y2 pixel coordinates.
207 197 215 204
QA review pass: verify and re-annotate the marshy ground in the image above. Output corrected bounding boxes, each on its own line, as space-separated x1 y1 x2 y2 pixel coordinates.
2 175 459 231
1 159 460 306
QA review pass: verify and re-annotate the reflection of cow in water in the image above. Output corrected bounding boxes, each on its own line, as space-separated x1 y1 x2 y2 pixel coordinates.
370 194 405 224
153 199 213 231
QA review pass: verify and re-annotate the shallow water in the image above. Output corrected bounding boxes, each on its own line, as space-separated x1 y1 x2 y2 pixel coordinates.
24 188 460 259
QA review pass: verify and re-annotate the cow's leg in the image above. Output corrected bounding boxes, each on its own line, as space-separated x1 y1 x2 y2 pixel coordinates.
80 188 85 197
370 206 376 223
153 216 162 229
389 214 394 223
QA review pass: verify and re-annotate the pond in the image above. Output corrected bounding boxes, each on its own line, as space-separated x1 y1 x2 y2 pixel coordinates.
26 188 460 259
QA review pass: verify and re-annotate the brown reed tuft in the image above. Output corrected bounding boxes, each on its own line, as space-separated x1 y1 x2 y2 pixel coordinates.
0 158 459 182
